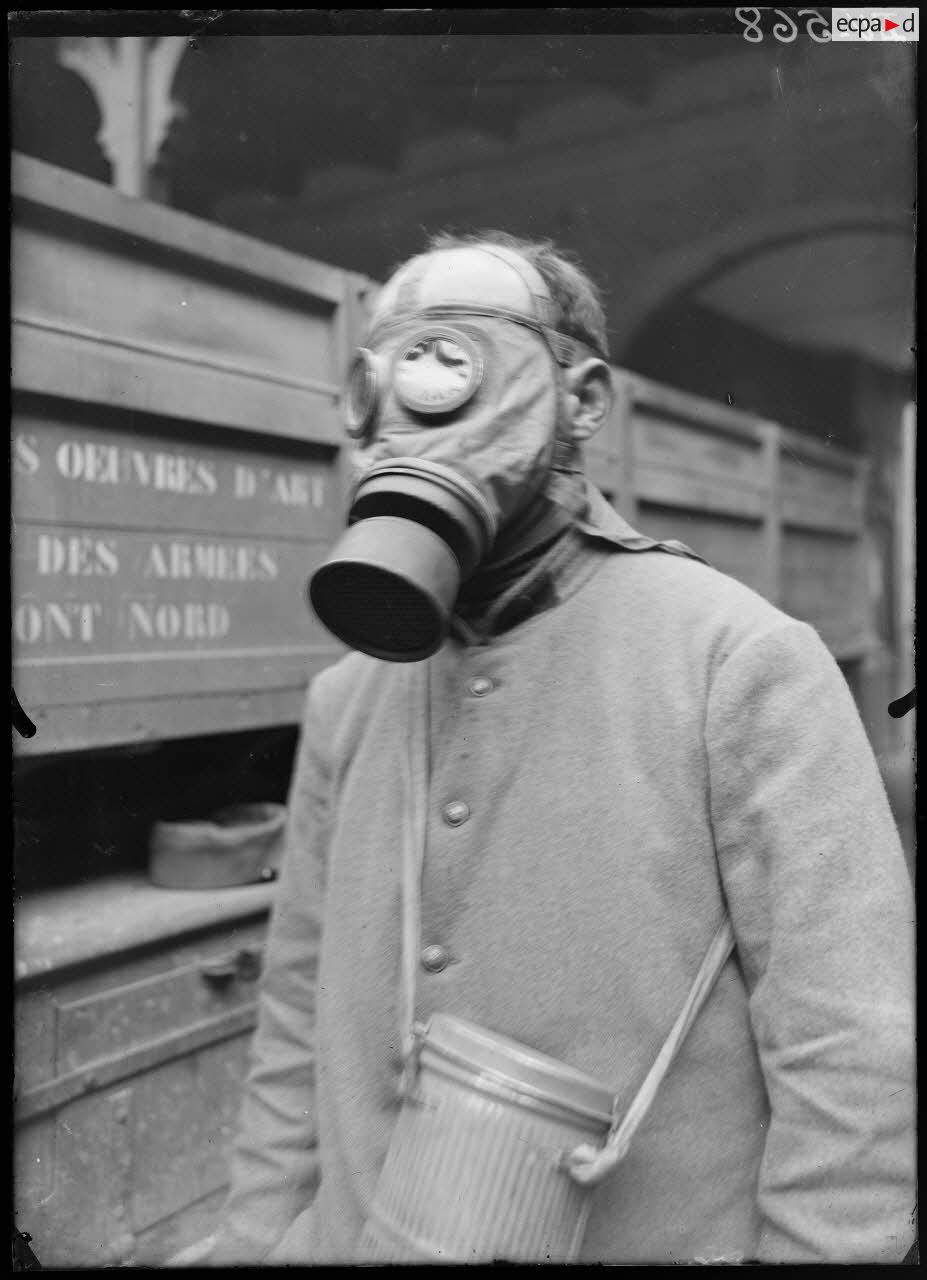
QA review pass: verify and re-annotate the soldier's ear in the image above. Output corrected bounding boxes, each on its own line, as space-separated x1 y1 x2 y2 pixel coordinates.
564 359 613 442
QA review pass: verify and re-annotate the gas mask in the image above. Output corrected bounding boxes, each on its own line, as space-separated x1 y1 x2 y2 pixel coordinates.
308 245 605 661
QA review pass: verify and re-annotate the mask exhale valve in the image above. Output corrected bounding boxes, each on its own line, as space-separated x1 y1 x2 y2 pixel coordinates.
308 459 495 662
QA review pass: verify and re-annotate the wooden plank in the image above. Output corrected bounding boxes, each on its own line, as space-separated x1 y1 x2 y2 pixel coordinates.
761 424 782 605
586 369 630 507
13 312 341 403
896 405 915 687
33 1086 136 1267
14 991 57 1094
622 368 771 444
779 453 863 533
11 220 340 390
632 463 767 520
13 412 339 540
853 649 894 752
633 504 768 595
778 422 862 471
12 400 345 743
619 376 871 656
594 374 636 518
15 873 276 986
12 151 348 307
584 442 611 496
630 412 767 519
13 1115 56 1264
613 372 638 519
632 412 766 486
12 681 322 757
132 1185 228 1268
326 271 377 515
128 1034 253 1234
54 945 265 1076
13 322 342 445
16 1005 259 1125
780 530 873 656
824 631 881 663
14 639 330 712
191 1033 258 1180
13 528 335 695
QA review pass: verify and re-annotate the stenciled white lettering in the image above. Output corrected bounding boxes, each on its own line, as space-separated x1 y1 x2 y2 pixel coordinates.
127 448 153 487
55 440 85 479
234 464 257 498
55 438 218 496
131 448 218 495
14 433 41 476
126 599 231 643
141 540 278 582
14 599 102 645
268 469 326 508
37 533 119 577
46 435 325 510
271 471 309 506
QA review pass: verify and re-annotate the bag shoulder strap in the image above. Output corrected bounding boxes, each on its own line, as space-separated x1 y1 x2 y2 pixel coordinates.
561 915 735 1186
399 662 430 1096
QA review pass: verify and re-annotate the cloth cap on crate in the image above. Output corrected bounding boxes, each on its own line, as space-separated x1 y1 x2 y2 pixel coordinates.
148 803 286 889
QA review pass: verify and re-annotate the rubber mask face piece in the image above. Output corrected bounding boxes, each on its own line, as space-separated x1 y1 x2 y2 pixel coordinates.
308 248 565 663
355 314 561 532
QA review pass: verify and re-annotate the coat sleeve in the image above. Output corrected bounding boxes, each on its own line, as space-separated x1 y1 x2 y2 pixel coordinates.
208 678 332 1263
705 618 915 1263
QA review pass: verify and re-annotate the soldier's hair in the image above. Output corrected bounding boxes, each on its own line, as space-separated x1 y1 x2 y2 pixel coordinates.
426 229 610 360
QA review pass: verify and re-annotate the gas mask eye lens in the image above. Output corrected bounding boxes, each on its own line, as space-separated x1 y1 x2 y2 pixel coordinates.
393 329 482 417
435 339 466 368
344 348 379 440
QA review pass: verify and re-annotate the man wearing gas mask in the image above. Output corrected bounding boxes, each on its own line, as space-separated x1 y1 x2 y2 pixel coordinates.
210 234 914 1265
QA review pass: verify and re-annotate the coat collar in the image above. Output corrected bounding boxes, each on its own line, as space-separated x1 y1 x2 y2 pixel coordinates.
575 484 707 564
449 482 706 645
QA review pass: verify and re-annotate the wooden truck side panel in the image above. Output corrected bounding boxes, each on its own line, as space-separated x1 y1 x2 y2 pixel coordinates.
586 369 874 661
12 153 369 756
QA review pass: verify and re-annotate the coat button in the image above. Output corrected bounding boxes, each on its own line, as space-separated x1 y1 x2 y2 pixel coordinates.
421 944 450 973
442 800 470 826
467 675 494 697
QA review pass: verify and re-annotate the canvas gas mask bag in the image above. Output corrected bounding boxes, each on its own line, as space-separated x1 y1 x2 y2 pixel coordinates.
308 244 600 661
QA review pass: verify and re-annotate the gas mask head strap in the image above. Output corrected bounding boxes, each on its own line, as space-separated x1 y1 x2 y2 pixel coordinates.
367 303 603 370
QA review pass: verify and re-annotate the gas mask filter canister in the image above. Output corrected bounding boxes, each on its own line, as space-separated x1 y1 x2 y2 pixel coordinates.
308 455 495 663
308 246 597 662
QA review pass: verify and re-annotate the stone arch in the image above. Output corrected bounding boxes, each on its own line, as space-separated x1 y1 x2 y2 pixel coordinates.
610 201 912 358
